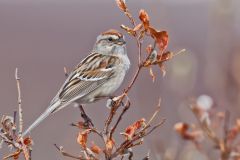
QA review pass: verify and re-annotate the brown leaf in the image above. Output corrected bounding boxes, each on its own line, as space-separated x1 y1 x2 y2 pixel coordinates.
3 150 21 160
77 129 91 149
174 122 189 134
120 24 136 36
123 118 146 140
227 119 240 142
90 142 102 154
139 9 150 29
157 51 173 63
174 122 193 140
23 137 33 146
148 27 168 51
227 127 239 142
116 0 127 12
106 138 115 153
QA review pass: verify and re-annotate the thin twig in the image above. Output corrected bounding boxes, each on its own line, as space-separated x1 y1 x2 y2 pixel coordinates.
54 144 84 160
15 68 23 136
125 10 136 27
223 110 230 144
124 40 143 94
221 110 230 160
110 100 130 139
145 99 161 127
104 94 126 135
144 119 166 136
13 111 17 136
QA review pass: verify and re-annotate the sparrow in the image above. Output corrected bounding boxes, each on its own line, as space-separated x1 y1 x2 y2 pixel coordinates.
22 29 130 136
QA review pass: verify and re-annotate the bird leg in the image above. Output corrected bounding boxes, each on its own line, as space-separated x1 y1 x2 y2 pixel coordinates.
77 104 94 127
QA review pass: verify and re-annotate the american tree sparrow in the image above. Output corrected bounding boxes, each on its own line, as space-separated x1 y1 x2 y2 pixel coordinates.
23 29 130 136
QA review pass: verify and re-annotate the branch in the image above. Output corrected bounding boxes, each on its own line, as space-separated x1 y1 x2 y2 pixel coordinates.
15 68 23 135
110 108 165 159
104 94 126 135
54 144 84 160
110 99 130 139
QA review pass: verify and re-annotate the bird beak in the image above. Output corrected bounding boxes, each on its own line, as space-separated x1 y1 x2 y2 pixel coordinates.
117 38 126 45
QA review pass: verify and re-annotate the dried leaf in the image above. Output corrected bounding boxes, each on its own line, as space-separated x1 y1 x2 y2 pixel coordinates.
174 122 197 140
149 67 156 82
157 51 173 63
120 25 136 36
116 0 127 12
227 127 239 142
106 138 115 153
148 27 168 51
90 142 102 154
134 118 146 129
139 9 150 29
123 118 146 140
3 150 21 160
174 122 189 134
23 137 33 146
77 129 91 149
227 119 240 142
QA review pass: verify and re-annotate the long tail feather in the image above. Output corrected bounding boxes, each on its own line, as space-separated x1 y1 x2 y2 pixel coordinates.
22 101 61 137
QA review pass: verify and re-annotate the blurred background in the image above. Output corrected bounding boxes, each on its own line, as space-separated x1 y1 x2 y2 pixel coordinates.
0 0 240 159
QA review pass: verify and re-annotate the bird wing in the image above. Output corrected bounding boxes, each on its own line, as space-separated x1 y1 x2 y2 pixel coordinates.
55 53 121 105
22 53 121 136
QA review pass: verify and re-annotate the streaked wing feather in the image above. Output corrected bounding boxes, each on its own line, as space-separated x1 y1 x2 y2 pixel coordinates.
57 53 120 104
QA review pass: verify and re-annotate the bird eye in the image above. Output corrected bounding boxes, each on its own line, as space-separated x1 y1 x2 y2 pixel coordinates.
108 37 113 42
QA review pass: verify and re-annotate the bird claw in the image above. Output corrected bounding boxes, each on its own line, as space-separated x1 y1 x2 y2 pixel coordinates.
77 104 94 128
81 113 94 128
106 96 125 109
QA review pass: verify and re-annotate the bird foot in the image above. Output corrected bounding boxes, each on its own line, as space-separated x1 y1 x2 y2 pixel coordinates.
77 104 94 128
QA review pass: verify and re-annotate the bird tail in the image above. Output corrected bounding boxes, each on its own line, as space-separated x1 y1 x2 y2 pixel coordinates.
22 101 61 137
